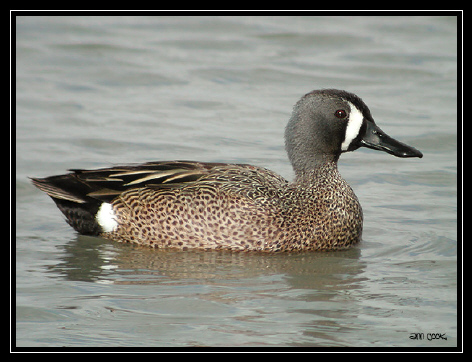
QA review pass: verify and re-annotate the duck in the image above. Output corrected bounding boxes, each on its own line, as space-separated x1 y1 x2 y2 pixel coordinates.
31 89 423 252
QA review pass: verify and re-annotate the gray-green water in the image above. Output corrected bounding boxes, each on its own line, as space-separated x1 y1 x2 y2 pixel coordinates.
16 15 458 348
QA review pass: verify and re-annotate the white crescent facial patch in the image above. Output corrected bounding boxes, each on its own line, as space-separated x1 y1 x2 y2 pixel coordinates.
341 101 364 151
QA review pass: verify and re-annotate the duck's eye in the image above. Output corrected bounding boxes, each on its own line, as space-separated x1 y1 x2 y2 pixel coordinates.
335 109 347 119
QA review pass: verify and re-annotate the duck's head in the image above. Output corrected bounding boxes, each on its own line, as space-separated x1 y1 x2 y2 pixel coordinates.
285 89 423 175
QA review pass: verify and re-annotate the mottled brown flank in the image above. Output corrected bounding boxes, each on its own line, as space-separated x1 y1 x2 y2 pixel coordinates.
103 163 363 252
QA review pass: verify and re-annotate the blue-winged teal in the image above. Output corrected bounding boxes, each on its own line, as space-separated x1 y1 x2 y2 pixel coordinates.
31 89 423 252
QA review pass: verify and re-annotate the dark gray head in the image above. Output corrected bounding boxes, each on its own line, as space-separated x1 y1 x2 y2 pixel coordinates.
285 89 423 176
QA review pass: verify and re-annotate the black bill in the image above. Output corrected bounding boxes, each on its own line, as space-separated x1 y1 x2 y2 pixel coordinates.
360 121 423 158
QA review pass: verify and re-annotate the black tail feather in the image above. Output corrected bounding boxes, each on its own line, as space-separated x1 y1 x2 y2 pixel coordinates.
31 175 103 235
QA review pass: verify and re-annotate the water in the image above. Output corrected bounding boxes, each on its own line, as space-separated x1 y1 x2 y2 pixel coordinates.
15 16 458 348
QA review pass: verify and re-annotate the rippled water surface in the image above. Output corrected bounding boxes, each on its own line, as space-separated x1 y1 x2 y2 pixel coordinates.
16 15 458 348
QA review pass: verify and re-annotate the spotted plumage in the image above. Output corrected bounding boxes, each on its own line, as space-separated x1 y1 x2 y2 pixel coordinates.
31 89 422 252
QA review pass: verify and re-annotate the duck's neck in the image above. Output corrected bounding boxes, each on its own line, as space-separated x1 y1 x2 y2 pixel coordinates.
293 154 340 185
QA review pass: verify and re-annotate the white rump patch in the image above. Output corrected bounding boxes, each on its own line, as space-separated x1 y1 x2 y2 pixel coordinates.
341 101 364 151
96 202 118 232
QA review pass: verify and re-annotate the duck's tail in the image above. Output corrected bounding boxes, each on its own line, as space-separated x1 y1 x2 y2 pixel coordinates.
30 174 103 235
